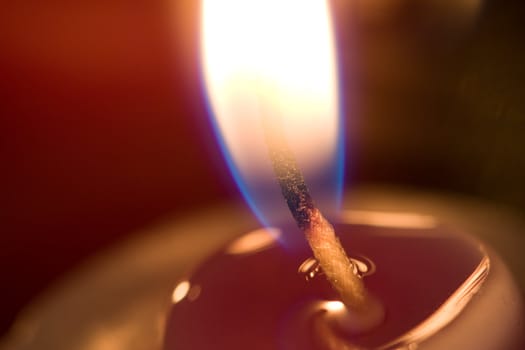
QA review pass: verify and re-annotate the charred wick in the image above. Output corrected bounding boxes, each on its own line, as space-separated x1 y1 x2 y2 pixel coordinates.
270 147 315 231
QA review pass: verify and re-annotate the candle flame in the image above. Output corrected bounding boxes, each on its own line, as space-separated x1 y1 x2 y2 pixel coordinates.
201 0 343 227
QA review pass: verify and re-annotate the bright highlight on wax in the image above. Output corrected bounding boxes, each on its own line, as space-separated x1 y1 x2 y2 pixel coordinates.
172 280 191 304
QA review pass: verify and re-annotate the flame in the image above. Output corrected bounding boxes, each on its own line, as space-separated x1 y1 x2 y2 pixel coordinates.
201 0 343 226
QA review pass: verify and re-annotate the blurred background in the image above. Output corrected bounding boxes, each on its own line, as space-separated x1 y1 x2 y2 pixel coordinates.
1 0 524 337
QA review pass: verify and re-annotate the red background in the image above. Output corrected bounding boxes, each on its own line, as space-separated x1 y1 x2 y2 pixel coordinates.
1 1 238 334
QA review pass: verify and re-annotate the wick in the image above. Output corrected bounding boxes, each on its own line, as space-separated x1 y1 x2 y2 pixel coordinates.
260 91 383 332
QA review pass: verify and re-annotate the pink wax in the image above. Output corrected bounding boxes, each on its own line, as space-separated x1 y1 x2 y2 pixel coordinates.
163 221 523 349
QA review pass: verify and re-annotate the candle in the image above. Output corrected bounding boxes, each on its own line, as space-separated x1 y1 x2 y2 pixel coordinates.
162 0 523 349
3 190 523 349
1 1 523 350
164 211 523 349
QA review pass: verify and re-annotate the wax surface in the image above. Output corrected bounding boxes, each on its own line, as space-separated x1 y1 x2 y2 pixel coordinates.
164 222 505 349
3 190 524 350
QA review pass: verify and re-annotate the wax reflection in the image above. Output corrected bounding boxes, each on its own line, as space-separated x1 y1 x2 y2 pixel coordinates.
322 300 346 312
299 255 374 281
226 228 281 255
171 281 190 304
381 256 489 349
172 281 202 305
343 210 437 229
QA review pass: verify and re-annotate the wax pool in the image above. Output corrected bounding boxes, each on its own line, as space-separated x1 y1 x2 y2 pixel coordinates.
163 220 523 349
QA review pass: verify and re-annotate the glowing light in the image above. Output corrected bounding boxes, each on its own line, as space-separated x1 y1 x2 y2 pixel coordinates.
227 228 280 255
343 210 437 229
172 280 191 304
322 300 346 312
201 0 343 226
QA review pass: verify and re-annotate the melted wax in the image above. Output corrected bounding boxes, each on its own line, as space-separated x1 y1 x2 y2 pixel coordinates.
164 222 488 349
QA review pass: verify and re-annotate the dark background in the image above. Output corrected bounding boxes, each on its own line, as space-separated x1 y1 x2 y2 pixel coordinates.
1 0 524 336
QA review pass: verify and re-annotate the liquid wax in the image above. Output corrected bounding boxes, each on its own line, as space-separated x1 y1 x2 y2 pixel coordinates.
164 222 488 350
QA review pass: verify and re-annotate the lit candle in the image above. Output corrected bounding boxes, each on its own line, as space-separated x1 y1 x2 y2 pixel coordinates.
164 0 523 349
